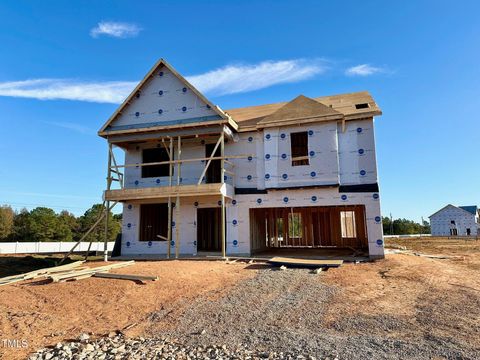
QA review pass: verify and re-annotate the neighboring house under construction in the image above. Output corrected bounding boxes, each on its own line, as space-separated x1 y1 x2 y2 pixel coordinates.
429 204 479 236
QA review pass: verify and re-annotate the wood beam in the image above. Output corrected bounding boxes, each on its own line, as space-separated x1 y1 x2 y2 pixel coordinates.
104 183 233 201
197 133 223 185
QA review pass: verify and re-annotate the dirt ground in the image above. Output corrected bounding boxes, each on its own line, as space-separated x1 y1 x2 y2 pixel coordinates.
1 237 480 359
0 259 255 360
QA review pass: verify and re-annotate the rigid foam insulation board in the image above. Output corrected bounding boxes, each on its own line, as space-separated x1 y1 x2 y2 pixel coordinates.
262 123 339 188
338 119 378 185
108 66 221 131
121 187 384 258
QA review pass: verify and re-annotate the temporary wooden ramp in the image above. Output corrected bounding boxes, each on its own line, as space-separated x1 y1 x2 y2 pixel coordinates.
267 257 343 269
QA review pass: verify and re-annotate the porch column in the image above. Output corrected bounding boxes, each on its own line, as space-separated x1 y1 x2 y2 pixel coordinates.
175 136 181 259
104 143 112 262
221 131 226 258
167 137 173 259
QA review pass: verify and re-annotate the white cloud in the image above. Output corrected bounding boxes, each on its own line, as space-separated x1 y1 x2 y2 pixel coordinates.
90 21 141 38
44 121 94 134
345 64 384 76
0 78 136 103
0 59 326 103
187 59 326 96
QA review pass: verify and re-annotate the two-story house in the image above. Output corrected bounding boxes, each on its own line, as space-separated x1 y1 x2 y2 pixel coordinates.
429 204 479 236
98 59 385 259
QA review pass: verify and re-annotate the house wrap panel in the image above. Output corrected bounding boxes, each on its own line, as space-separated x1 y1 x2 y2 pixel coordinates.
121 188 384 257
338 119 378 185
108 66 221 131
262 123 340 188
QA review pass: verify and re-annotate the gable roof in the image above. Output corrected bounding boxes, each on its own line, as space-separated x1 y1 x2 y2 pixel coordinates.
256 95 343 128
429 204 478 218
225 91 382 131
98 59 232 137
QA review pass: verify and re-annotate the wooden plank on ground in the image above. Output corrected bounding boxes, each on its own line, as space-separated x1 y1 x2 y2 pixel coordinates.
93 273 158 283
268 256 343 269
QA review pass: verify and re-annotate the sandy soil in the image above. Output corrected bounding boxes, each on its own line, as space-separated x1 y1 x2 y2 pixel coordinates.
0 260 254 360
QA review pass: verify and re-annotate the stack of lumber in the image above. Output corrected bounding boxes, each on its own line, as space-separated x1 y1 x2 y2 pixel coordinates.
0 260 158 286
0 260 87 287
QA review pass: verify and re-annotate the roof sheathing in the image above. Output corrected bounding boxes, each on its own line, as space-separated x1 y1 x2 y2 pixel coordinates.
225 91 382 132
256 95 343 129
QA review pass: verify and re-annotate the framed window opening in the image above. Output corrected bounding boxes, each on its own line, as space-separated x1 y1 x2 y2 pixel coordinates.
290 131 309 166
142 147 171 178
340 210 357 238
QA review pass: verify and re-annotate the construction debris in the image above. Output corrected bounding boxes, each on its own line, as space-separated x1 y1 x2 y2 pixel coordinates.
385 248 458 259
0 261 86 287
0 260 154 286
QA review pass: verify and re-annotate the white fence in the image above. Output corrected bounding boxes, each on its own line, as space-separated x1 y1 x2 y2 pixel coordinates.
384 234 432 238
0 242 115 255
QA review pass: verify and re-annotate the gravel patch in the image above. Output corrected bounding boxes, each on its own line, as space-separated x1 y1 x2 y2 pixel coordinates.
157 267 337 355
29 332 316 359
150 267 480 359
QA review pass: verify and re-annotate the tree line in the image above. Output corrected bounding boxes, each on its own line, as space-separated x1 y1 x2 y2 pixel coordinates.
0 204 121 243
0 204 431 241
382 216 430 235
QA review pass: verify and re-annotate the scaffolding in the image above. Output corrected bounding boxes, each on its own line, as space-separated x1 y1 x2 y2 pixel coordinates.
102 128 253 260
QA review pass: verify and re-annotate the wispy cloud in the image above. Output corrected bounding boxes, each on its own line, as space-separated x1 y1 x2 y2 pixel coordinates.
44 121 94 134
345 64 385 76
0 59 326 103
187 59 327 96
0 78 136 103
90 21 142 38
0 190 98 201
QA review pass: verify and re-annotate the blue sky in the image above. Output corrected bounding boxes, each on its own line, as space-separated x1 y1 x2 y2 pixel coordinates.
0 0 479 221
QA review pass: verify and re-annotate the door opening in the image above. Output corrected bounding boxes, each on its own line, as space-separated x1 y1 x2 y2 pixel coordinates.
197 208 222 251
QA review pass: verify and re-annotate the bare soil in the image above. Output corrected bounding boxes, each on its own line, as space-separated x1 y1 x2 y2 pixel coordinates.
1 238 480 359
0 259 254 360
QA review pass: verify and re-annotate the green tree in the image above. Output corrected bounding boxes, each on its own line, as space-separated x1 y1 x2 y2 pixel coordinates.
28 207 59 241
78 204 121 243
0 205 15 241
382 216 431 235
382 216 392 235
12 208 33 241
55 210 79 242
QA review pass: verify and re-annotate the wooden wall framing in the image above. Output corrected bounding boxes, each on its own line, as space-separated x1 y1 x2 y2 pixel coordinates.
250 205 367 252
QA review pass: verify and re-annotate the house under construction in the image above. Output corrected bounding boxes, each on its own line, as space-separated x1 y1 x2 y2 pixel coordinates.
98 59 385 259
